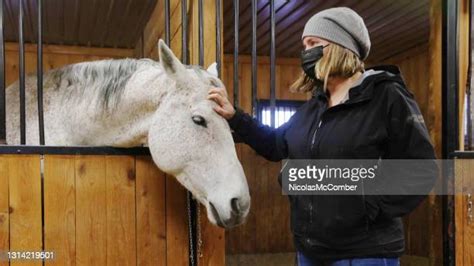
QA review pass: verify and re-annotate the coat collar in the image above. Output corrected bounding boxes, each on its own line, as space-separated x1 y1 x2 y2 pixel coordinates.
311 65 407 103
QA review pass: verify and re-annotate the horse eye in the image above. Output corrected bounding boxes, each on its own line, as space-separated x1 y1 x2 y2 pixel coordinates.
192 115 207 128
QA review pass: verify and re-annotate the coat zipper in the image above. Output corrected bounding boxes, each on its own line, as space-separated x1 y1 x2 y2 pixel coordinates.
310 120 323 152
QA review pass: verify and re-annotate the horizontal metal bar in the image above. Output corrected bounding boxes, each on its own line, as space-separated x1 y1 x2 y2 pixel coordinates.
450 151 474 159
0 145 151 155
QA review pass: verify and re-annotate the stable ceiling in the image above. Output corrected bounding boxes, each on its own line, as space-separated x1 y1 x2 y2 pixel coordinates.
3 0 429 62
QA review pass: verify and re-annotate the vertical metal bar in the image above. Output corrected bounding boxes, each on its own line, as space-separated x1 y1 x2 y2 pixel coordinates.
442 0 458 265
198 0 203 66
269 0 276 128
182 0 188 64
468 0 473 150
251 0 257 117
19 0 26 144
0 0 5 144
165 0 170 46
215 0 221 78
37 0 44 145
181 1 196 266
233 0 239 107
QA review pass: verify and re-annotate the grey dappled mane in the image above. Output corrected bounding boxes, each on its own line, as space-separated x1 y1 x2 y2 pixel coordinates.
51 58 160 111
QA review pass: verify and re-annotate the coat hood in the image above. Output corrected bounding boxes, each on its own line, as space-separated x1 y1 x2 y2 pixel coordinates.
311 65 412 102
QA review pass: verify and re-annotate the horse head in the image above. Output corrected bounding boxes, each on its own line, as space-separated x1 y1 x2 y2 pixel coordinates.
148 40 250 228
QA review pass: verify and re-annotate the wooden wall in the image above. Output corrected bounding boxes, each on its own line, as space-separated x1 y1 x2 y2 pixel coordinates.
455 159 474 266
0 154 190 266
4 42 133 87
223 43 443 265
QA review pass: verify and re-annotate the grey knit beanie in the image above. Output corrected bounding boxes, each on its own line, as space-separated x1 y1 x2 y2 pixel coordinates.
302 7 371 60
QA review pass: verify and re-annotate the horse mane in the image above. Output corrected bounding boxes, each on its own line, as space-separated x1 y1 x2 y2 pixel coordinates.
48 58 160 111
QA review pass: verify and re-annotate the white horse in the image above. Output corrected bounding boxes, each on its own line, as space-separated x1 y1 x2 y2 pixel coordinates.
5 39 250 228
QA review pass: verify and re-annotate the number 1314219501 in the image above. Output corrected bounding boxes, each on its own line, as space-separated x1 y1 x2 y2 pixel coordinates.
0 250 55 261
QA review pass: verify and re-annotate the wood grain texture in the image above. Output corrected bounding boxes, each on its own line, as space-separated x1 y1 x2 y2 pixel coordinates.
136 156 166 266
5 42 133 87
223 55 310 112
75 156 107 266
455 159 474 266
8 155 42 266
0 156 9 266
105 156 137 266
165 176 188 266
464 160 474 266
43 155 76 266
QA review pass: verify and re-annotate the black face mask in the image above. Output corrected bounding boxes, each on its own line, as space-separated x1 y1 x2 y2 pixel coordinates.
300 44 329 80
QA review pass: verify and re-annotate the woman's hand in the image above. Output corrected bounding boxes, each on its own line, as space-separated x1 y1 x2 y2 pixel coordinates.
208 87 236 120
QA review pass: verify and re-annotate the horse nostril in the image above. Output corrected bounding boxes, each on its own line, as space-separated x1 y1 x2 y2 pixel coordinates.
231 197 241 214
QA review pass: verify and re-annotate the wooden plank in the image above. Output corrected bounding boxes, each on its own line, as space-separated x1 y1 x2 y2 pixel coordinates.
0 156 9 266
5 44 132 87
427 1 444 265
5 42 133 58
463 160 474 266
197 203 225 266
136 156 166 266
75 156 106 266
166 176 188 266
8 155 42 266
43 155 76 266
455 159 464 266
105 156 136 266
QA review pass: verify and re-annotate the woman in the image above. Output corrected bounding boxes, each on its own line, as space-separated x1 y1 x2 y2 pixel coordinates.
208 7 437 266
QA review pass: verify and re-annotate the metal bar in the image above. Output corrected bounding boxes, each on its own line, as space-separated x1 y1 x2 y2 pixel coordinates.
450 151 474 159
198 0 203 66
442 0 458 265
19 0 26 144
233 0 239 107
215 0 221 77
0 0 5 144
269 0 276 128
37 0 44 145
180 2 197 266
251 0 257 117
165 0 170 46
182 0 188 64
467 0 473 150
0 146 151 155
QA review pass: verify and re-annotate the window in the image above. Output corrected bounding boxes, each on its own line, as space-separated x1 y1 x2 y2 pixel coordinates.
256 99 305 128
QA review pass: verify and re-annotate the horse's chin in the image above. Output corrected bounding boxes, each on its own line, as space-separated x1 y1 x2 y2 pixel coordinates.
204 201 247 229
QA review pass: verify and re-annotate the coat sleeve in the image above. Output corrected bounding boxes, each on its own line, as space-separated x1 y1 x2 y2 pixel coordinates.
364 82 439 221
226 106 293 162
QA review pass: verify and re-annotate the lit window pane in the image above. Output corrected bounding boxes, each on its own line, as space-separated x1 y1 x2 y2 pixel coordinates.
258 101 304 128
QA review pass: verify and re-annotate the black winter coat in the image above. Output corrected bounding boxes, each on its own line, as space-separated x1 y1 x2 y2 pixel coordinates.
227 65 438 260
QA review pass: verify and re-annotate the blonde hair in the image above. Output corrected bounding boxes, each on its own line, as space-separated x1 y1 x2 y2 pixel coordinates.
289 43 365 93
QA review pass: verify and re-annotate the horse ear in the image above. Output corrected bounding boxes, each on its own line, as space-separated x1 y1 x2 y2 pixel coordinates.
206 62 218 78
158 39 186 76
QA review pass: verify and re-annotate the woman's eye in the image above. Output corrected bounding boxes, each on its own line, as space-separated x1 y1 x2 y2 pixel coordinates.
192 115 207 128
